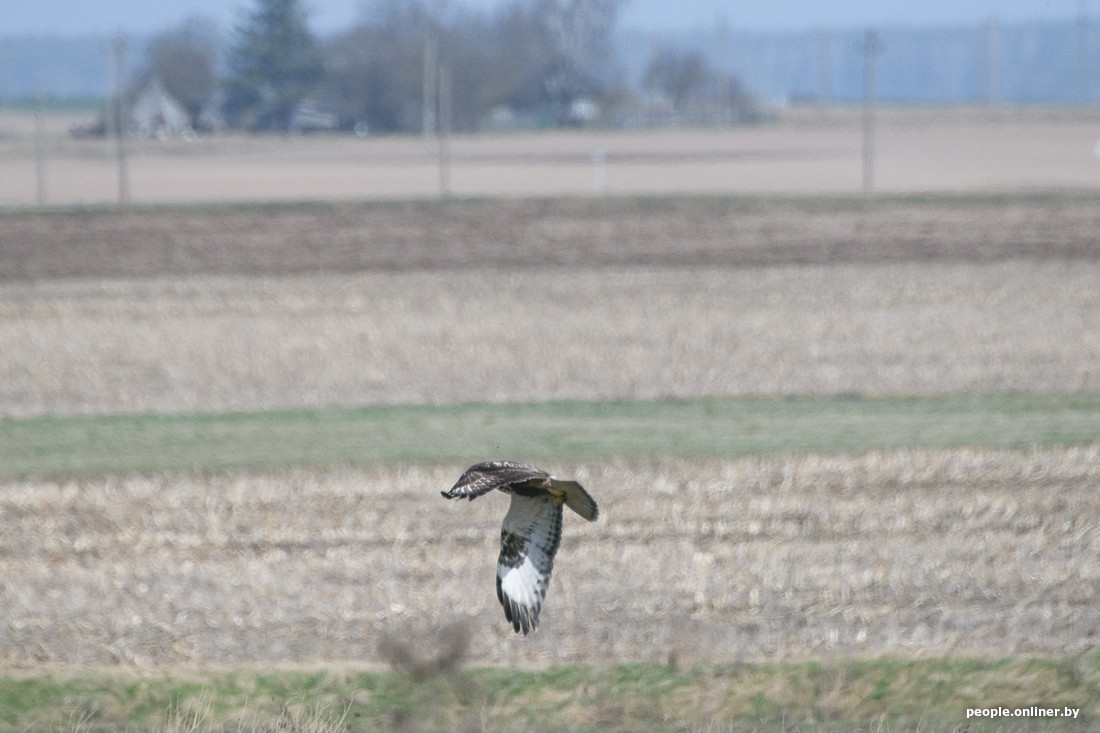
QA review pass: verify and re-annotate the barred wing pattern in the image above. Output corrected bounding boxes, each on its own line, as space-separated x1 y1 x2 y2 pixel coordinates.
444 461 551 501
441 461 599 635
496 494 562 635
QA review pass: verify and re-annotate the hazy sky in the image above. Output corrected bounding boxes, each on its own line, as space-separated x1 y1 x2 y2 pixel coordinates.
0 0 1084 37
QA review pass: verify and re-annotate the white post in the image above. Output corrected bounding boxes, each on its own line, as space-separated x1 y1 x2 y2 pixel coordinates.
591 149 606 195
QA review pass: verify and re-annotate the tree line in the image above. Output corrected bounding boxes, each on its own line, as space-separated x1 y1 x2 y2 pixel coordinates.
137 0 758 134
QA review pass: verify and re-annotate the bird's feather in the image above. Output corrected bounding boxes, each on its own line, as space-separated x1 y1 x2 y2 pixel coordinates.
442 461 598 635
549 478 599 521
495 494 562 635
441 460 550 501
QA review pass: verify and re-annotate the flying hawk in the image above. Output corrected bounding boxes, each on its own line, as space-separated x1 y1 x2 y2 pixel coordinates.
441 461 599 635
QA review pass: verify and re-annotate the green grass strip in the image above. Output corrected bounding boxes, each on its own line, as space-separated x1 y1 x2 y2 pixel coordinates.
2 392 1098 481
1 656 1096 731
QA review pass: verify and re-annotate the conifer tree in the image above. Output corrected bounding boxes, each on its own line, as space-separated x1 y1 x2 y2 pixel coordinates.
225 0 322 130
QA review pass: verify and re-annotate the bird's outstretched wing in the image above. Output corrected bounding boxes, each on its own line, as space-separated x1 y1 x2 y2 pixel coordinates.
442 460 599 635
495 493 562 635
441 460 550 501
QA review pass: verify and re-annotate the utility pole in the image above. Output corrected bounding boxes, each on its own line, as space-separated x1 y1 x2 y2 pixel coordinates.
817 27 832 106
862 28 880 193
34 87 48 205
984 16 1001 105
112 32 130 208
438 66 451 199
1079 0 1092 103
422 30 437 138
714 11 730 121
2 40 15 104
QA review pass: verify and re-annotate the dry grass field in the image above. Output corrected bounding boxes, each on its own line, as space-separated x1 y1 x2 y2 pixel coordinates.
0 450 1097 671
1 110 1099 728
0 262 1096 417
1 196 1098 417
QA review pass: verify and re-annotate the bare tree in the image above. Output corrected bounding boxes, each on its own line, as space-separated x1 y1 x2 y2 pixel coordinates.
138 16 220 126
320 0 624 133
321 0 436 132
641 43 762 123
644 46 709 110
506 0 623 124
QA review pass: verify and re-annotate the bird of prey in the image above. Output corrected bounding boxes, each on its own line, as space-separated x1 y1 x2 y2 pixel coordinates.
441 461 599 635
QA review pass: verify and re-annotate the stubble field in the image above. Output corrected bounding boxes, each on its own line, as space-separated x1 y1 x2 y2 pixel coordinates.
3 449 1098 671
1 113 1099 728
3 195 1099 417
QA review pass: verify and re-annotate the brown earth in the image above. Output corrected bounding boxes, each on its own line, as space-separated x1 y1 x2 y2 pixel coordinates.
2 193 1099 417
2 195 1099 283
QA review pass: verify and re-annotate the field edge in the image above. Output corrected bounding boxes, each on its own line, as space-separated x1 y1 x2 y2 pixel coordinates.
3 654 1096 732
2 391 1100 481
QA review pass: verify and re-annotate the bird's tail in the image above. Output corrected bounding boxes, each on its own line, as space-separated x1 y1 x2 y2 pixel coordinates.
552 479 599 521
